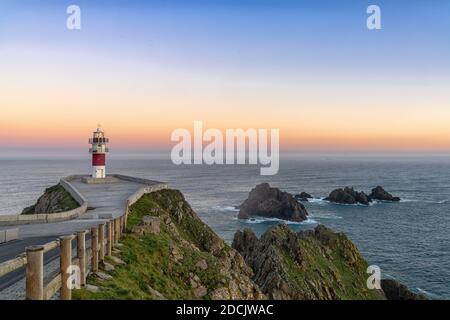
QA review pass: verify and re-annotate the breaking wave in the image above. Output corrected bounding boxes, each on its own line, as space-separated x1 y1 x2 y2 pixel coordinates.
212 205 239 212
309 212 343 220
240 216 318 225
400 198 448 204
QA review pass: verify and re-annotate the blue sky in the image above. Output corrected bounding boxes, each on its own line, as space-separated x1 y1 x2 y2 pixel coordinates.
2 0 449 79
0 0 449 154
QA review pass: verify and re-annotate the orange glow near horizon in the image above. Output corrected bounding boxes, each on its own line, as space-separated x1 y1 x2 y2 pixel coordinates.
1 46 449 153
2 116 450 152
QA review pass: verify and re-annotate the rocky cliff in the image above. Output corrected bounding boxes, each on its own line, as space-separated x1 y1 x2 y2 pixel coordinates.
21 184 79 215
73 189 417 300
74 189 264 300
233 224 385 300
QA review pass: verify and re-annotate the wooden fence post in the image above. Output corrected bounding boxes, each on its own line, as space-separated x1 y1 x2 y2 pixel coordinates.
107 221 113 256
118 217 122 239
113 219 117 244
26 245 44 300
60 235 73 300
124 205 129 231
91 227 98 273
77 230 86 286
114 218 120 243
98 224 105 263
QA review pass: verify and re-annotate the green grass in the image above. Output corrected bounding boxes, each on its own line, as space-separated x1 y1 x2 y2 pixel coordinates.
73 190 227 300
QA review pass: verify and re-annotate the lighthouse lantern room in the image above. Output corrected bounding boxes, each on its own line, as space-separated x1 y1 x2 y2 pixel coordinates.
89 125 109 179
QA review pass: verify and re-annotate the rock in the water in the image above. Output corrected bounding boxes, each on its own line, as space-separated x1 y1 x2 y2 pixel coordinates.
369 186 400 202
238 183 308 222
381 279 428 300
325 187 371 205
295 192 313 202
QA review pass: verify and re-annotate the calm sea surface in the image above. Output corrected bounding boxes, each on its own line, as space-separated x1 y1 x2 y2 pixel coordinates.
0 154 449 298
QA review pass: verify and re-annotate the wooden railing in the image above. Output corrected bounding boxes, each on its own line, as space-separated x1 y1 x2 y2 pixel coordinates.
0 180 168 300
0 214 128 300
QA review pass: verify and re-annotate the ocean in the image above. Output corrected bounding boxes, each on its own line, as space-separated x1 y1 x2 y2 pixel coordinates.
0 153 449 299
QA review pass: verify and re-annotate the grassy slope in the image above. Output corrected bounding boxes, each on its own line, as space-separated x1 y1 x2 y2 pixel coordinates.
73 190 233 300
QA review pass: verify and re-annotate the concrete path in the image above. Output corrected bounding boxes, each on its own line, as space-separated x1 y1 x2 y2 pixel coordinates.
0 175 164 239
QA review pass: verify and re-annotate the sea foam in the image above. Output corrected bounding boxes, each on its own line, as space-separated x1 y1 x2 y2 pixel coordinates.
240 216 318 225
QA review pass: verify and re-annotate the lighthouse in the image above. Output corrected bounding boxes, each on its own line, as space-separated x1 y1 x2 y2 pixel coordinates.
89 125 109 179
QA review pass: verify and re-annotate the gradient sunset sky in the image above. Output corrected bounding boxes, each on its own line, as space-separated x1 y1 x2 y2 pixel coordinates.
1 0 449 154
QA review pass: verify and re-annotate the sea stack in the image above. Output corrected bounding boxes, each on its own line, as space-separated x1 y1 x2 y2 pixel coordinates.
295 192 313 202
369 186 400 202
325 187 371 205
238 183 308 222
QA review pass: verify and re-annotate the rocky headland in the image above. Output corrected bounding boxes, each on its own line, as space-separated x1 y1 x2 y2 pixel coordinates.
233 224 385 299
71 188 421 300
238 183 308 222
21 184 79 215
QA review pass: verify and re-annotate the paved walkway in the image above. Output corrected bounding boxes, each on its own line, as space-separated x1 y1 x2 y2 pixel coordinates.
0 175 165 240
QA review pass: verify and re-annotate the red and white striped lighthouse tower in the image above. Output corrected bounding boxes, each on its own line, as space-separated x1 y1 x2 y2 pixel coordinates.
89 125 109 179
